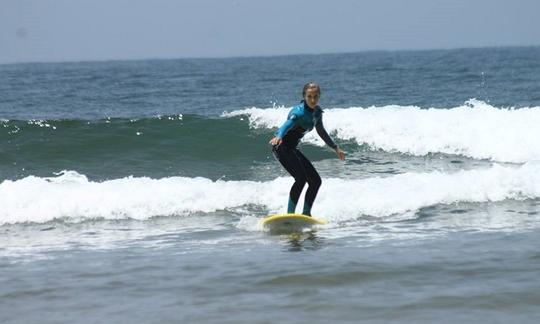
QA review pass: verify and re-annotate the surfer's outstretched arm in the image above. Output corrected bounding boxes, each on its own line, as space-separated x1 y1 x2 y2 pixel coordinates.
315 119 345 160
269 114 297 146
276 118 295 139
315 119 337 149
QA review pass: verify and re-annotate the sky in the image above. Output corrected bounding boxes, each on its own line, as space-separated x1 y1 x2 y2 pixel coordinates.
1 0 539 64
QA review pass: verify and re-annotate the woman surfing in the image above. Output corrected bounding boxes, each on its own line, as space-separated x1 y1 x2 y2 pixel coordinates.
269 82 345 216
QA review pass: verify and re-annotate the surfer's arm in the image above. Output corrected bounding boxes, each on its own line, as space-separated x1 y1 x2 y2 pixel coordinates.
270 115 296 146
316 119 345 160
275 115 297 138
315 119 337 149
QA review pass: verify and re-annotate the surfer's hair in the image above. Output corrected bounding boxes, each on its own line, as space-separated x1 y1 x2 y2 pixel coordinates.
303 81 321 97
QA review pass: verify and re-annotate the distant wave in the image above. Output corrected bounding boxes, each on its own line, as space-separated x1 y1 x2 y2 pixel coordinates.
3 100 540 175
2 162 539 225
224 99 540 163
0 114 269 164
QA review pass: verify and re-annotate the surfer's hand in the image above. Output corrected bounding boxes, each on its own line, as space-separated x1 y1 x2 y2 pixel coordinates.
335 146 345 160
269 137 282 146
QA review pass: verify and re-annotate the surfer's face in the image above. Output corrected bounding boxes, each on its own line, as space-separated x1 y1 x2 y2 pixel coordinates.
304 88 320 109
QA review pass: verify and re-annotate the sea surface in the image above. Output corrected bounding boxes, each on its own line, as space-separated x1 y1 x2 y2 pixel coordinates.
1 47 540 323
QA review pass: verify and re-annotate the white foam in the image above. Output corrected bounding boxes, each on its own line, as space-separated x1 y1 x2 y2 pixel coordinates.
1 163 540 225
224 100 540 163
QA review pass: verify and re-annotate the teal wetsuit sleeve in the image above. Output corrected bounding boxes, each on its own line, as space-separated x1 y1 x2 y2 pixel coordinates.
275 114 297 138
315 119 338 149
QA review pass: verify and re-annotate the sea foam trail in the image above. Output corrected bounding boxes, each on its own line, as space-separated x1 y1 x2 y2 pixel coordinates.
224 100 540 163
1 163 540 225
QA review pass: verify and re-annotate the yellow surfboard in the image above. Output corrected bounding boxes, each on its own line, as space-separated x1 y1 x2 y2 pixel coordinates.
261 213 327 234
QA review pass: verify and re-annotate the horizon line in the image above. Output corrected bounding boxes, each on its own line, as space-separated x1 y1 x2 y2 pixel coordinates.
2 44 539 66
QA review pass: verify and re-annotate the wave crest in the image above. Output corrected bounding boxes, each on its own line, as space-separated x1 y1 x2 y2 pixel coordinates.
2 162 540 225
224 100 540 163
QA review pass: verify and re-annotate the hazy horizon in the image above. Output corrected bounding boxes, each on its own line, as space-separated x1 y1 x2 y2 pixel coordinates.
2 44 540 66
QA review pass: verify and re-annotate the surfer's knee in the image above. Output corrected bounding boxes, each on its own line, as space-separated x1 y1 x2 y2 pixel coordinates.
293 176 307 186
308 174 321 188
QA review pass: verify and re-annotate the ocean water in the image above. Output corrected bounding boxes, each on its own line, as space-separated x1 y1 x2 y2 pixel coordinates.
1 47 540 323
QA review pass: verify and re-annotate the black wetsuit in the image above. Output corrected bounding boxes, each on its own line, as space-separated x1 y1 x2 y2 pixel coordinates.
272 101 337 216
